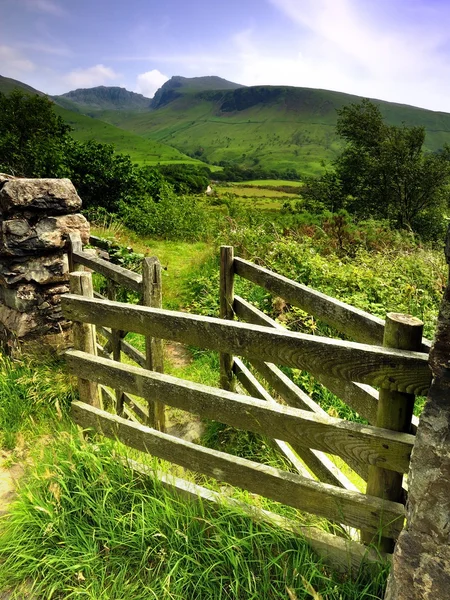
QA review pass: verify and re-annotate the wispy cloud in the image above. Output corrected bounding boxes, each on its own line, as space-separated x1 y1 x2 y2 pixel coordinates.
63 64 120 89
227 0 450 111
17 41 73 57
0 45 35 77
25 0 67 17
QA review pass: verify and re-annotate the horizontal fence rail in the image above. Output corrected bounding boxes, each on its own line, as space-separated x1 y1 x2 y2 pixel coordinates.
234 257 432 353
234 294 380 426
71 400 405 538
66 350 415 474
71 248 143 294
61 295 432 394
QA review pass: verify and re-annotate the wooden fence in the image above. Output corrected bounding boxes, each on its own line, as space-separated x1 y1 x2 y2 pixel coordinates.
63 236 432 570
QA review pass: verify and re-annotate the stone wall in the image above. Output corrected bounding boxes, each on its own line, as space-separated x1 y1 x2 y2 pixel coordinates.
0 174 89 354
385 227 450 599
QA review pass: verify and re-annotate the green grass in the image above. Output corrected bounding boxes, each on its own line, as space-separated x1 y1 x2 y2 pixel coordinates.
90 86 450 175
90 223 214 310
0 349 389 599
0 424 389 599
216 185 298 198
54 106 205 168
239 180 303 187
0 352 76 450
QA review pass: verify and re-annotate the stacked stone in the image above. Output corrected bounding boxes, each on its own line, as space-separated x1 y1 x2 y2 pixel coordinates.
0 175 90 353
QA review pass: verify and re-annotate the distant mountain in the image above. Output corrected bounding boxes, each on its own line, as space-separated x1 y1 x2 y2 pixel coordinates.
5 72 450 176
96 84 450 176
53 86 151 112
0 75 202 168
151 75 245 109
0 75 45 96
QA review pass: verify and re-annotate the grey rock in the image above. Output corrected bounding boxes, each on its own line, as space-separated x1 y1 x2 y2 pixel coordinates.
0 253 68 286
0 213 90 255
0 178 82 215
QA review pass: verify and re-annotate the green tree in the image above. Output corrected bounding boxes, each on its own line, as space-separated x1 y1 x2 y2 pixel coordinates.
64 140 140 212
0 90 71 177
303 99 450 237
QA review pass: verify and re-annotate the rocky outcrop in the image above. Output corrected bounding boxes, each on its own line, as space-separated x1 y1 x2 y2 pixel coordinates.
385 227 450 600
0 178 82 215
0 175 89 353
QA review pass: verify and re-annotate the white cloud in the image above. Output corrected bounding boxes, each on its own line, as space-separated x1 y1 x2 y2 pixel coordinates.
224 0 450 112
63 64 120 89
0 45 35 77
135 69 169 98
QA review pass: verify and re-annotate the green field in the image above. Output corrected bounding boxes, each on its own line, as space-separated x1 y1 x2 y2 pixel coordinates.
240 179 303 187
215 185 298 198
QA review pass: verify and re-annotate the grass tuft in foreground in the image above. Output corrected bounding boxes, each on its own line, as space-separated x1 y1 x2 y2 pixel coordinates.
0 429 389 600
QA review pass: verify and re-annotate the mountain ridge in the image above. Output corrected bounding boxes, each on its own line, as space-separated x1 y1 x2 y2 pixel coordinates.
53 86 151 112
3 73 450 175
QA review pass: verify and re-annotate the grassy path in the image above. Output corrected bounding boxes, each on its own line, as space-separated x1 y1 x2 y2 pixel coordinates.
90 225 214 309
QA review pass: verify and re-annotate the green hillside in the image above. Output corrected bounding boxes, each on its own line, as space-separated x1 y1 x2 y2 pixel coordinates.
54 105 203 166
94 84 450 176
0 75 45 96
0 76 204 167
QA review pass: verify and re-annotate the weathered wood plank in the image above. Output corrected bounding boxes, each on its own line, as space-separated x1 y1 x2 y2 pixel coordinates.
69 273 99 407
233 357 359 489
107 280 124 416
66 350 415 473
71 401 404 536
97 326 146 368
235 295 378 426
220 246 236 392
142 257 165 431
89 235 114 251
61 296 431 394
233 359 314 480
99 385 148 423
249 358 369 481
234 257 385 344
125 457 391 573
68 231 84 273
234 295 284 330
71 249 142 293
123 392 148 422
363 313 423 552
250 360 368 481
234 258 431 352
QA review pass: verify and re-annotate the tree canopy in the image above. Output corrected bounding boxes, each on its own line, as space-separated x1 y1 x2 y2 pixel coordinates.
0 90 71 178
303 99 450 238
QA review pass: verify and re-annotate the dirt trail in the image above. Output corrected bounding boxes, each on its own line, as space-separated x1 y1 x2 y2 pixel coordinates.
164 342 205 443
0 451 23 518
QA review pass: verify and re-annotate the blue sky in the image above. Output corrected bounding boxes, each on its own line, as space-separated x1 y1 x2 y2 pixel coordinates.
2 0 450 112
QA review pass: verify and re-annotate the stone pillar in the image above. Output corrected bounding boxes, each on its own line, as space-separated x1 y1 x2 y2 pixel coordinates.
385 227 450 599
0 174 89 354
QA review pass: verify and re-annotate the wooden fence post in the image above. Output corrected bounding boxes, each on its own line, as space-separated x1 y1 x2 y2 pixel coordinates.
220 245 236 392
69 271 99 407
68 231 84 272
107 280 125 416
142 257 165 431
362 312 423 552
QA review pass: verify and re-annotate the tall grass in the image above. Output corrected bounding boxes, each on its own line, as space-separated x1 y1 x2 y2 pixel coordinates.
0 353 75 450
0 429 389 599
